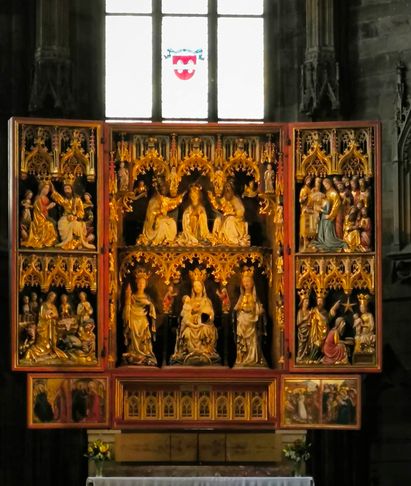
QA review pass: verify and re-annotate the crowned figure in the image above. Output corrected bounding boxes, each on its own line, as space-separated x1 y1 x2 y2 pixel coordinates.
171 267 221 366
122 268 157 366
233 266 267 367
177 184 211 245
354 294 376 355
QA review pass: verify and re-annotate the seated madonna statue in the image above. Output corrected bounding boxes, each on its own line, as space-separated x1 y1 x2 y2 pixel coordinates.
233 267 267 367
171 268 221 366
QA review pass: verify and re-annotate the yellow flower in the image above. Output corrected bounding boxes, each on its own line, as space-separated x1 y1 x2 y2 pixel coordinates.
85 440 111 461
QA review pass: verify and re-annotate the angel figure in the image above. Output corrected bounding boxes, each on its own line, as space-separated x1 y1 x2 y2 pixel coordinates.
216 286 231 314
162 284 178 314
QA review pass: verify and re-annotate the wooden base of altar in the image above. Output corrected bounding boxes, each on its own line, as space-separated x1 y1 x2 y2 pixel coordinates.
87 430 307 478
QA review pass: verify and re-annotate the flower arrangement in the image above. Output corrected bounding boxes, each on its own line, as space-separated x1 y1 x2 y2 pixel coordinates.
85 439 111 462
283 438 311 463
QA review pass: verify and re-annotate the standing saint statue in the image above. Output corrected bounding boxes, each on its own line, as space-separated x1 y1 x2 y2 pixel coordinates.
311 178 347 252
122 268 157 366
299 175 322 251
356 294 376 354
20 189 34 241
307 295 340 363
233 267 267 367
296 293 311 363
76 291 94 326
117 161 129 192
264 163 275 193
171 268 221 366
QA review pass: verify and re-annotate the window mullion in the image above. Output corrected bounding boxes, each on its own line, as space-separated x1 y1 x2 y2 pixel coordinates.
152 0 162 121
208 0 217 122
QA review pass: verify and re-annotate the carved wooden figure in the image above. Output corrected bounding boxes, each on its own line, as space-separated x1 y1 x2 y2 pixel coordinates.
233 267 267 368
122 269 157 366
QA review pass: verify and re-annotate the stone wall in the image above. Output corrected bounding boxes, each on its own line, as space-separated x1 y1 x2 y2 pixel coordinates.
346 1 411 485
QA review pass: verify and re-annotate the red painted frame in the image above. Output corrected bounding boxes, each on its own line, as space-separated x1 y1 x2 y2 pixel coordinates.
9 117 108 372
287 121 382 373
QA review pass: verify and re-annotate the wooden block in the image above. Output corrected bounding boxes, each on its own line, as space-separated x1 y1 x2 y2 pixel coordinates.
198 434 226 462
226 433 282 462
170 434 198 462
115 433 171 462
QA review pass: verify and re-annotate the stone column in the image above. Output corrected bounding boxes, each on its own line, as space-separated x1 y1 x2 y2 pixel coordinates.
29 0 75 115
390 61 411 282
300 0 340 119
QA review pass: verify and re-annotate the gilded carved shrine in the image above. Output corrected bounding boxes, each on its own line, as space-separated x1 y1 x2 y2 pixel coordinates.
9 119 381 429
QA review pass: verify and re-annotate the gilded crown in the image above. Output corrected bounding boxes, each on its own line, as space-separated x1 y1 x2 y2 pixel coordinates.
36 173 52 184
189 183 202 195
298 288 310 301
62 172 76 187
241 266 255 279
134 267 150 280
357 293 371 305
189 267 207 283
315 288 327 299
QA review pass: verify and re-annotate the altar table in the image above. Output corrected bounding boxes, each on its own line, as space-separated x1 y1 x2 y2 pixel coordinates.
87 477 314 486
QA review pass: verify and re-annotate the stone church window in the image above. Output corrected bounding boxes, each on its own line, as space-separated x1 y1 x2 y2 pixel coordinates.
105 0 264 121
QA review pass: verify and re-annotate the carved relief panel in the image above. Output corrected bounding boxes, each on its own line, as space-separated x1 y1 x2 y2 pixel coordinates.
290 123 381 371
10 119 105 370
107 125 285 370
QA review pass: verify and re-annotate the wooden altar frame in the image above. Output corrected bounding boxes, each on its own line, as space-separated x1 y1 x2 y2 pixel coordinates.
8 118 381 430
9 118 107 372
286 121 382 373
